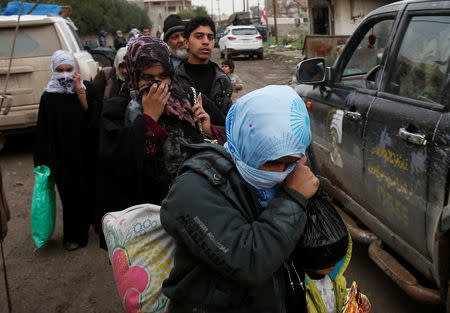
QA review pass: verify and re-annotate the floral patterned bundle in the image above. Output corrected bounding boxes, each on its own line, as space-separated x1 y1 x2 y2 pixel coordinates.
341 281 363 313
102 204 175 313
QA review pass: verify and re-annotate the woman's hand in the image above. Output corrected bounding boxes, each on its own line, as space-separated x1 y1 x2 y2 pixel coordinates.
284 157 319 199
73 72 88 110
73 72 83 89
193 93 213 138
142 82 170 122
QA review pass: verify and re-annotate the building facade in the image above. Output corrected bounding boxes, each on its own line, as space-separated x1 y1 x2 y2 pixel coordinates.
143 0 192 36
308 0 394 35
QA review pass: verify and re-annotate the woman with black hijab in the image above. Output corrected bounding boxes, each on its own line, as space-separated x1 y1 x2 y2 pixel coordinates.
34 50 101 251
94 36 224 249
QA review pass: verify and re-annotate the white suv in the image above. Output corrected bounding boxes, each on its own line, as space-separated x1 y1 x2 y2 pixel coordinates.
219 25 263 60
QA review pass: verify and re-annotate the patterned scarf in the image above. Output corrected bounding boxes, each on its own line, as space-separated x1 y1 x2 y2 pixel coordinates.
45 50 84 94
124 36 195 127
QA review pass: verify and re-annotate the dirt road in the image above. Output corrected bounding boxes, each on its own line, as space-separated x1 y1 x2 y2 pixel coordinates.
0 49 442 313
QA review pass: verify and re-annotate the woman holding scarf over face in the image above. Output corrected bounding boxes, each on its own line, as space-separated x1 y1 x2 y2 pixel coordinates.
94 36 225 249
160 85 319 313
34 50 101 251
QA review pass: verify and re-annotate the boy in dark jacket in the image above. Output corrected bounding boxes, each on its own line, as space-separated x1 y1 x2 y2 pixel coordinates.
161 85 319 312
175 16 233 116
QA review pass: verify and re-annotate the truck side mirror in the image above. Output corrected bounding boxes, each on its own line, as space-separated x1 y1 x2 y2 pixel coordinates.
296 58 327 84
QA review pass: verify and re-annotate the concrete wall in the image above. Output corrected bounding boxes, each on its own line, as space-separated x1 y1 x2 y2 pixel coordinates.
145 0 191 36
332 0 392 35
267 17 310 36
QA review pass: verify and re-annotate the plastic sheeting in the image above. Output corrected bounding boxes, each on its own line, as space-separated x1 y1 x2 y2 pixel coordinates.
2 1 61 16
296 190 349 270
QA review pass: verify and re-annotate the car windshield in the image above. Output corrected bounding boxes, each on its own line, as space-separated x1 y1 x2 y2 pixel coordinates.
232 28 257 35
0 24 61 59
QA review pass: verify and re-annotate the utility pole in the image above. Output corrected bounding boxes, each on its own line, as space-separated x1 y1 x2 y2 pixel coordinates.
257 0 260 21
232 0 235 13
217 0 221 23
243 0 245 11
272 0 278 43
246 0 249 12
210 0 214 19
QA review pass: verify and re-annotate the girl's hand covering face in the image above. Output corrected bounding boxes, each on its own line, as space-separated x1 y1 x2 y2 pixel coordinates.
142 82 171 122
284 157 319 199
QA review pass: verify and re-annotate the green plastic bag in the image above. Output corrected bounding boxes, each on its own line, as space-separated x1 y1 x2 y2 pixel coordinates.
31 165 56 248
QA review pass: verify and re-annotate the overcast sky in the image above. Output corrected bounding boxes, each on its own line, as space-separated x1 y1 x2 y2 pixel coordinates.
191 0 265 16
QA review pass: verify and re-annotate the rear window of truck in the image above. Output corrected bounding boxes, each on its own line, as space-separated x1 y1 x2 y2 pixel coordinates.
0 24 61 59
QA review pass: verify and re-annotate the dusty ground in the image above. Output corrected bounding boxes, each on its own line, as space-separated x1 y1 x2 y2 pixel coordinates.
0 49 441 313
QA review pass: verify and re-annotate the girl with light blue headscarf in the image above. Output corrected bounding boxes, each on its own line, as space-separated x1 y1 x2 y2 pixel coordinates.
224 84 313 206
161 85 319 313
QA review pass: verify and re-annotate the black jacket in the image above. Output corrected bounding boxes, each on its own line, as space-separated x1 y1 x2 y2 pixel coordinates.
161 142 309 313
94 95 204 248
175 60 233 116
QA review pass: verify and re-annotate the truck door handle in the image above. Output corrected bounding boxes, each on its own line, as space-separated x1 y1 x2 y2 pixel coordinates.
344 111 361 121
398 128 427 146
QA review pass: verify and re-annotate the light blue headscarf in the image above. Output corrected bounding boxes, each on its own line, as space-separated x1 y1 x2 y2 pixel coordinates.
224 85 312 206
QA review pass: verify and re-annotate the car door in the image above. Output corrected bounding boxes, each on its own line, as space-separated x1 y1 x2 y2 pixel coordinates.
363 7 450 259
298 13 398 207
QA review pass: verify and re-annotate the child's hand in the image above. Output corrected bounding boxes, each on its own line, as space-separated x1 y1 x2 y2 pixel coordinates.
361 296 371 313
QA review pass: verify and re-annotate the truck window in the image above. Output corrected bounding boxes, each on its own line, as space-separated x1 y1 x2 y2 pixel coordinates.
57 22 77 52
341 19 394 89
0 24 62 59
385 15 450 105
68 23 84 51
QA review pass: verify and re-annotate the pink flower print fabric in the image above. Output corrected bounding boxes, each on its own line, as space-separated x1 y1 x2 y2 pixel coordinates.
113 249 149 312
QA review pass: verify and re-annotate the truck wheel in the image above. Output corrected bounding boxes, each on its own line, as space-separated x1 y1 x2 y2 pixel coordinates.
257 52 263 60
220 50 224 59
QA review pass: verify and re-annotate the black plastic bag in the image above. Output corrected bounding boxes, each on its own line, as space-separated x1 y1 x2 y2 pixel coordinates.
295 189 348 270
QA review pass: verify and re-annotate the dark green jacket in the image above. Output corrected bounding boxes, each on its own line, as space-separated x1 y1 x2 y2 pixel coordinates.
160 142 309 313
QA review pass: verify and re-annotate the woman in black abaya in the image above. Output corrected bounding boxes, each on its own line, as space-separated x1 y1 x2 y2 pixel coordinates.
34 50 101 251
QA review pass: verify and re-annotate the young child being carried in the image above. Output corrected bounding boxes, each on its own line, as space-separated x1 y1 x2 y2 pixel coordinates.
221 59 243 102
303 234 371 313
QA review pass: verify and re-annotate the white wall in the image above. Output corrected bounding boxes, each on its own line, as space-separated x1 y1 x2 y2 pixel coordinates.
332 0 391 35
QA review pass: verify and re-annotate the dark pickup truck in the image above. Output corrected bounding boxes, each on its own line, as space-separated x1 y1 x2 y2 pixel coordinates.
295 0 449 310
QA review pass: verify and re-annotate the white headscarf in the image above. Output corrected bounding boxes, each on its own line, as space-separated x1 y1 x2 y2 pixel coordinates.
114 47 127 81
45 50 84 94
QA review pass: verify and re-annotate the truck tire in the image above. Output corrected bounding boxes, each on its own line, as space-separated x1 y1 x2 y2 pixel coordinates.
257 52 263 60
